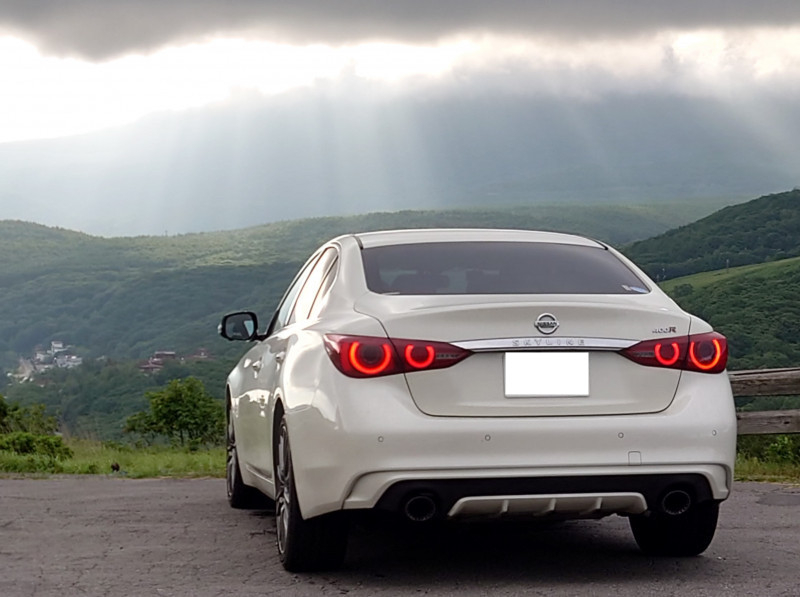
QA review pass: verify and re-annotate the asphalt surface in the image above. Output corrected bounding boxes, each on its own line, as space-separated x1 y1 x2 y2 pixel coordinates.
1 477 798 596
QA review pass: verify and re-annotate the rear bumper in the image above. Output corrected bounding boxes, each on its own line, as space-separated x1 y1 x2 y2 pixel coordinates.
288 370 736 519
369 470 722 520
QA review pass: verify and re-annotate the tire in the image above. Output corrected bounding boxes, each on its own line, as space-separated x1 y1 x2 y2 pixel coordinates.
275 416 348 571
226 407 270 509
630 501 720 556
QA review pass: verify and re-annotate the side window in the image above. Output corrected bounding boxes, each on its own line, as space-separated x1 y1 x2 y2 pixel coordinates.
289 248 338 325
307 257 339 321
267 254 319 336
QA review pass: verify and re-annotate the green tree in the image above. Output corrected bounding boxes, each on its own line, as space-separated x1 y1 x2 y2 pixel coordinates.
0 394 58 434
124 378 224 447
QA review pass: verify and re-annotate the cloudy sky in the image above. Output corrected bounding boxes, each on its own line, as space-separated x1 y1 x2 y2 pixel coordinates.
1 1 800 235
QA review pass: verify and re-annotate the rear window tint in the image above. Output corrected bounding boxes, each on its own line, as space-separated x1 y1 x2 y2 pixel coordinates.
361 241 649 295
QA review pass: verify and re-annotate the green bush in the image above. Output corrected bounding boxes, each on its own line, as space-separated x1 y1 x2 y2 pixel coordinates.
0 431 73 460
0 452 65 474
765 436 799 464
738 434 800 464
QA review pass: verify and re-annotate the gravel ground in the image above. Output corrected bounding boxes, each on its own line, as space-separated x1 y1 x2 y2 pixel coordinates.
1 477 799 596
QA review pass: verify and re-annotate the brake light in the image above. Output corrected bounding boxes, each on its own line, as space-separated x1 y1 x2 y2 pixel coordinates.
349 341 393 375
404 344 435 369
621 332 727 374
324 334 471 378
689 336 724 371
654 342 680 366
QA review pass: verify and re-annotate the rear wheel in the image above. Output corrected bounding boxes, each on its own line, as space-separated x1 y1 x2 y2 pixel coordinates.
630 501 719 556
275 416 348 571
226 406 270 509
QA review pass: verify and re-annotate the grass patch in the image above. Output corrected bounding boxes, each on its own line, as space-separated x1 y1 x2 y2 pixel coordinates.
734 454 800 484
659 256 800 293
0 438 224 478
2 437 800 484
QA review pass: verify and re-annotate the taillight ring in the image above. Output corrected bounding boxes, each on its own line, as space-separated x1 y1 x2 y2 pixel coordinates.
404 344 435 369
654 342 681 366
348 341 392 375
688 338 723 371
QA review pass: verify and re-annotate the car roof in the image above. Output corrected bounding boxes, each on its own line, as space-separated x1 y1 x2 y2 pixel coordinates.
351 228 606 249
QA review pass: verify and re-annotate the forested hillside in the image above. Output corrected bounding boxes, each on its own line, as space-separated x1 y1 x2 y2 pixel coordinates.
0 201 720 370
4 193 798 440
624 189 800 280
4 358 231 440
661 257 800 371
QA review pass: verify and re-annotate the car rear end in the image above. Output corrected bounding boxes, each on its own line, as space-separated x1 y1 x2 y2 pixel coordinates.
291 229 735 556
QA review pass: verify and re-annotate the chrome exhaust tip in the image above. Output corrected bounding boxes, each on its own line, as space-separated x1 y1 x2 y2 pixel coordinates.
661 489 692 516
403 494 438 522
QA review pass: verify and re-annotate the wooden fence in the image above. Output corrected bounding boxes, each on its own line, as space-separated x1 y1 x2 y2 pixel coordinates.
729 368 800 435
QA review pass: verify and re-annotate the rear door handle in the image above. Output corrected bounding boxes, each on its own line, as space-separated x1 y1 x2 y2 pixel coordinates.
251 359 262 372
275 352 285 364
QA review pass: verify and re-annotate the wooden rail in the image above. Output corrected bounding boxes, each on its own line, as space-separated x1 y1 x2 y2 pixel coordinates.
728 368 800 435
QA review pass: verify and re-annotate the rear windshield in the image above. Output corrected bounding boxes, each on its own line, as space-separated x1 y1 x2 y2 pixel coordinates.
361 241 650 295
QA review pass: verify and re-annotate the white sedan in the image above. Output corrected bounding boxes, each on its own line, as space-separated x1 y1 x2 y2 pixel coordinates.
219 229 736 571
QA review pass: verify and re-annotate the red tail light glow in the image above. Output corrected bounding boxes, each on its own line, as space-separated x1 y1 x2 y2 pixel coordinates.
654 342 680 366
324 334 471 378
405 344 435 369
689 337 724 371
349 341 393 375
621 332 727 374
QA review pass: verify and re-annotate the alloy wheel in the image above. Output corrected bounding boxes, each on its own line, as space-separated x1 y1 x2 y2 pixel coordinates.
275 420 291 555
226 410 236 499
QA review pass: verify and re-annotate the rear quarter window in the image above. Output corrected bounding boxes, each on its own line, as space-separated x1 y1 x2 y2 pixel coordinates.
361 241 650 295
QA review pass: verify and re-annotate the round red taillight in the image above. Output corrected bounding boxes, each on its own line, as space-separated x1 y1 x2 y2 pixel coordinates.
654 342 681 366
404 344 435 369
688 338 723 371
348 341 392 375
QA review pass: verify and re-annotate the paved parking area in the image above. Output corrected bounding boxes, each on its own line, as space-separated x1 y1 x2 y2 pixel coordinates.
1 477 798 596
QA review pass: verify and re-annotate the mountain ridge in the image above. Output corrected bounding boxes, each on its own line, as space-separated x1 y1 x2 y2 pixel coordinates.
623 189 800 279
0 200 731 369
3 192 799 438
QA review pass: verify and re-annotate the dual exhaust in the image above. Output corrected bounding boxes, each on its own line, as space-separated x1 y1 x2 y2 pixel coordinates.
400 487 694 522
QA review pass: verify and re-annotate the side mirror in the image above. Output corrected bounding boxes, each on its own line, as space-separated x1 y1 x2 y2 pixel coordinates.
219 311 259 341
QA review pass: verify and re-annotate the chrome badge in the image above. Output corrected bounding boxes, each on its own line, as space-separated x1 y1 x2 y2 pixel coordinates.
534 313 559 335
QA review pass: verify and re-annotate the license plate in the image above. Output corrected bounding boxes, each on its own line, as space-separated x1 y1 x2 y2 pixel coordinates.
504 352 589 397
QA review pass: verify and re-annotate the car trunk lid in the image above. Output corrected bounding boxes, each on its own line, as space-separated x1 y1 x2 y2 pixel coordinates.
354 293 690 417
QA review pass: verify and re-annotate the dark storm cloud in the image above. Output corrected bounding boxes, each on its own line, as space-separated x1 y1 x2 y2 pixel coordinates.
2 0 800 59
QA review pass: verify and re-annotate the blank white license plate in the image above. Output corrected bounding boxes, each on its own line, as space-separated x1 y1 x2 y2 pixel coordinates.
504 352 589 397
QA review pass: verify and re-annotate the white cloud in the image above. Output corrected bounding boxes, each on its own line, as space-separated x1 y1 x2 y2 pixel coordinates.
2 26 800 144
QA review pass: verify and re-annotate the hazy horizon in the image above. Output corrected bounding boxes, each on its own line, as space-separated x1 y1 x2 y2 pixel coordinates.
1 2 799 236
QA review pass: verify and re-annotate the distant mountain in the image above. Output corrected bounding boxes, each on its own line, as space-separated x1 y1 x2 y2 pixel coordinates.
4 196 798 439
0 201 723 370
624 189 800 280
2 91 796 236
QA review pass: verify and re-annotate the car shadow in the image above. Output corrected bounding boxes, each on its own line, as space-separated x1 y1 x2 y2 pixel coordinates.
242 508 726 590
327 514 723 588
